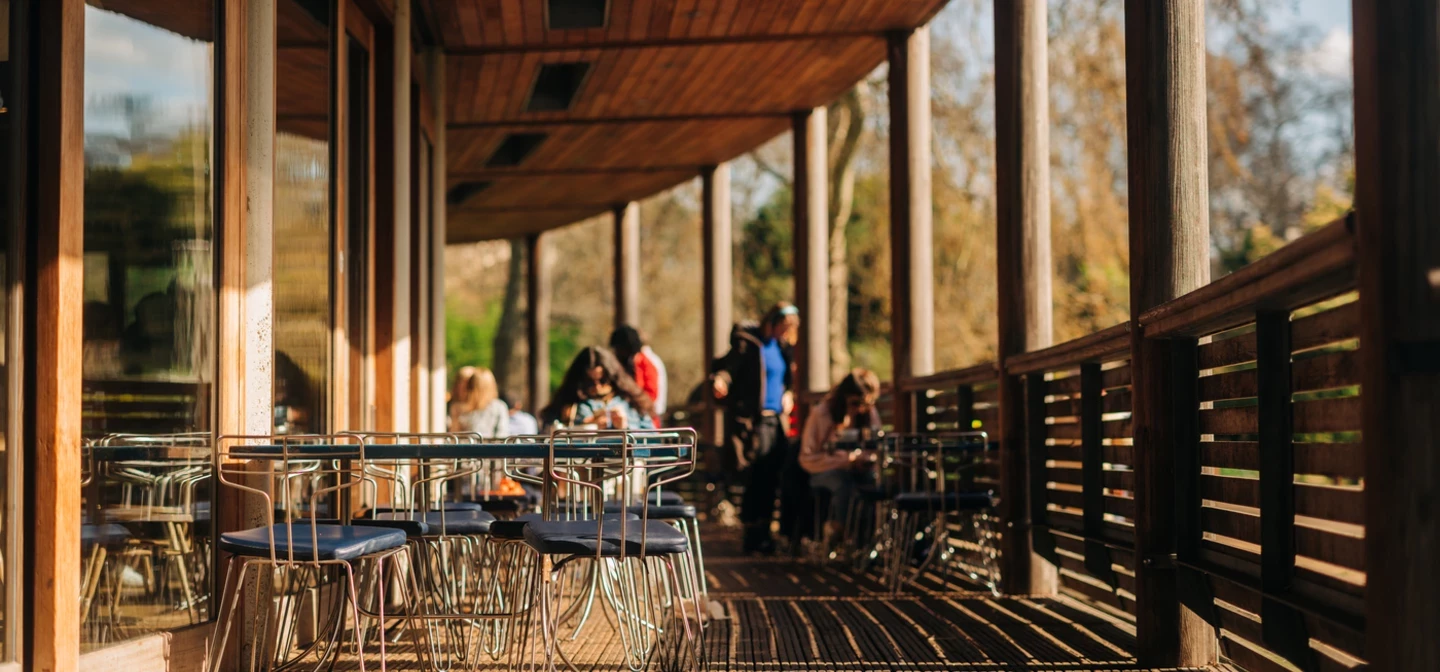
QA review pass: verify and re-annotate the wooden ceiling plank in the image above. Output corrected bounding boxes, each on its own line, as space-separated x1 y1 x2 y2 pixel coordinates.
629 0 655 41
499 0 523 46
521 0 545 44
706 0 741 38
647 0 677 41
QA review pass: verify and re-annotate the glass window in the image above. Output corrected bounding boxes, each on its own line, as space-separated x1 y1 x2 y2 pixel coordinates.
274 0 333 434
80 0 215 649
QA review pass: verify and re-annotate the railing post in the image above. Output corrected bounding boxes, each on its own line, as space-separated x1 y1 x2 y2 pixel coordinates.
428 47 448 431
994 0 1055 595
1123 0 1216 666
1352 0 1440 666
793 107 830 397
526 232 551 413
886 27 935 430
1079 363 1107 578
613 201 641 328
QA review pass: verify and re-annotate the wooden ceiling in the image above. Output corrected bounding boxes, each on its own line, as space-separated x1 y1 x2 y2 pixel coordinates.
432 0 950 242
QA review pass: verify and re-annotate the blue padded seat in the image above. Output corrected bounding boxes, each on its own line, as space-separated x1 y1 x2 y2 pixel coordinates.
491 512 636 540
372 510 496 536
81 524 133 548
602 502 697 520
654 491 684 506
523 519 689 557
219 524 407 562
367 502 484 516
892 491 995 513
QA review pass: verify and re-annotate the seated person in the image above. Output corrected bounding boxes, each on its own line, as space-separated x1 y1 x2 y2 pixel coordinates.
799 369 883 545
540 346 656 430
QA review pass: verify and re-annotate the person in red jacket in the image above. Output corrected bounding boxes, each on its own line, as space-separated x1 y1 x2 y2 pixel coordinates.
610 325 662 427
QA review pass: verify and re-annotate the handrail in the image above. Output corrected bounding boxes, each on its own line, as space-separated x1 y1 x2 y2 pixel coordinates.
895 362 999 392
1140 213 1356 339
1003 322 1133 376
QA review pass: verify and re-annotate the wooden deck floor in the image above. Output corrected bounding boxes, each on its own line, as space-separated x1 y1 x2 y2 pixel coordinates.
332 528 1211 671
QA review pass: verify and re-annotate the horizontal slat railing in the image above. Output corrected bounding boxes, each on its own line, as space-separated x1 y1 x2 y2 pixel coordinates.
1138 214 1365 672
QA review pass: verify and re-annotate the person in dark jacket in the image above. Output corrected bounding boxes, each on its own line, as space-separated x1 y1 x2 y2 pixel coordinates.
711 302 800 554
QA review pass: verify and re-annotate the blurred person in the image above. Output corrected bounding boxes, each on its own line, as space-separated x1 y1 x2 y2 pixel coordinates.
639 329 669 419
449 366 510 438
541 346 655 430
502 391 540 436
711 302 800 554
800 369 883 546
610 325 661 426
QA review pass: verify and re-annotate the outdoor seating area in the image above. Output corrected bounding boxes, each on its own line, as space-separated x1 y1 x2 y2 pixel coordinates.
4 0 1436 670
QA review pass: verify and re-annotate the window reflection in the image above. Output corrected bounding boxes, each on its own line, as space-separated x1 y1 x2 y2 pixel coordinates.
274 0 333 435
80 0 214 649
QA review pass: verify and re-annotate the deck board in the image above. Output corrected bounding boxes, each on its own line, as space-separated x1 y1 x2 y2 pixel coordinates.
326 527 1216 671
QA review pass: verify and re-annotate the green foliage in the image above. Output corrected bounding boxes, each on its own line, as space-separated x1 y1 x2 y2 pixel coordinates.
446 298 502 381
736 188 794 316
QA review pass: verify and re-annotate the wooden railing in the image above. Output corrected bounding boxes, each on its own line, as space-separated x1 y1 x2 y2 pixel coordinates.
884 214 1364 671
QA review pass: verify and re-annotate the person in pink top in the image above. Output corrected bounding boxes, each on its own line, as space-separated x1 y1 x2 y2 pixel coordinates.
800 369 883 544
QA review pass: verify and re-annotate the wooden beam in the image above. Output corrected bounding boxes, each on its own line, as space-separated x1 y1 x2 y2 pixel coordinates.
455 204 617 214
613 202 640 328
526 232 551 412
886 27 935 430
1123 0 1216 666
793 107 830 395
447 111 791 129
994 0 1055 597
445 30 886 56
27 0 85 668
702 164 732 446
1352 0 1440 667
450 166 699 179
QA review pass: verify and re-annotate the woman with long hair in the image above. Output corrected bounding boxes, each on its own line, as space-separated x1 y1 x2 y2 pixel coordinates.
800 369 883 544
448 366 510 438
540 346 655 429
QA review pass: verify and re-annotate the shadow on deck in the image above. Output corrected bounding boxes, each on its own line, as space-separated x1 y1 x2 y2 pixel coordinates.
700 531 1182 672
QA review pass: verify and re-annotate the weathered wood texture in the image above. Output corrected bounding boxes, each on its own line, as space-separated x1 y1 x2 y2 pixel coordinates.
793 108 830 395
28 1 85 670
1123 0 1215 666
993 0 1053 596
1352 0 1440 668
613 202 641 327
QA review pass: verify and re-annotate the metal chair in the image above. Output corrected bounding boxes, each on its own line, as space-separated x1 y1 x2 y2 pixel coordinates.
208 434 425 672
874 432 1001 595
525 428 705 671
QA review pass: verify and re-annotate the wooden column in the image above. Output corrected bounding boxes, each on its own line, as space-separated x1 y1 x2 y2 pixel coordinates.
1123 0 1215 666
375 0 412 432
701 165 733 369
994 0 1056 596
613 201 641 328
793 107 830 396
702 165 732 445
27 0 84 668
428 48 447 430
526 233 551 413
886 27 935 430
1352 0 1440 667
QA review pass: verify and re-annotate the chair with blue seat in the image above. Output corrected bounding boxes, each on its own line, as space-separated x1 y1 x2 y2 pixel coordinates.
875 431 1001 596
525 428 705 671
208 434 424 672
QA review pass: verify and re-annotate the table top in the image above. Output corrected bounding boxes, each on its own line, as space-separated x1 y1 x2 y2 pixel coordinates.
235 440 690 461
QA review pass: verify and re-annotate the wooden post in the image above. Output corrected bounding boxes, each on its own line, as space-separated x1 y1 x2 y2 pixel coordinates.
613 201 641 328
994 0 1055 595
428 48 447 430
1352 1 1440 667
1124 0 1215 666
886 27 935 430
375 0 412 432
793 107 830 396
28 0 84 668
702 164 732 445
526 233 551 413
